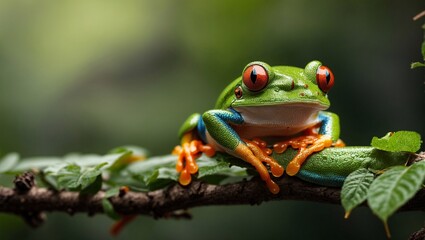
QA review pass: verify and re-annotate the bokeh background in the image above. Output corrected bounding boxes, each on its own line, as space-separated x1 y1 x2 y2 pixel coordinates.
0 0 424 239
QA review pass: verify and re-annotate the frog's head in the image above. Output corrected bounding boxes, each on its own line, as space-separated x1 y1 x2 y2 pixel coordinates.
215 60 334 111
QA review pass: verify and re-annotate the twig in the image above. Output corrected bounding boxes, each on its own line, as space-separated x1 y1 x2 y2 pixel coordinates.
413 10 425 21
0 177 423 217
409 227 425 240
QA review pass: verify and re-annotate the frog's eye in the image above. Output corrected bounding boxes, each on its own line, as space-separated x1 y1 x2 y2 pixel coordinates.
316 66 334 92
242 64 269 92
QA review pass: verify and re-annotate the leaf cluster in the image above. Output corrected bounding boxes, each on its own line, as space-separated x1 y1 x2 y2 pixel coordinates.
341 131 424 238
0 131 423 236
0 146 247 218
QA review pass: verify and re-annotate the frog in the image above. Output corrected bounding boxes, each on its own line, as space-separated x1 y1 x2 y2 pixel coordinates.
172 60 343 194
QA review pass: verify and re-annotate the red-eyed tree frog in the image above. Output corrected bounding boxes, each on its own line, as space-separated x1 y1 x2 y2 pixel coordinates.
173 61 344 194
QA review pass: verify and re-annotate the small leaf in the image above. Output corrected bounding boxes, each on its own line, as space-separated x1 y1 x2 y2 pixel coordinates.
146 168 178 185
109 145 148 157
0 153 19 173
371 131 422 152
55 162 107 190
197 156 232 178
102 187 121 220
108 151 133 171
108 146 148 170
102 198 120 220
38 171 59 190
341 168 374 218
126 155 175 182
411 62 425 69
80 175 103 194
10 157 62 173
127 155 176 174
79 162 108 189
104 187 120 198
368 161 425 224
57 164 82 189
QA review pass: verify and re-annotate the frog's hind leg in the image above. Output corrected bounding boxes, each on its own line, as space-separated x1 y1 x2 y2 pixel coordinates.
235 139 284 194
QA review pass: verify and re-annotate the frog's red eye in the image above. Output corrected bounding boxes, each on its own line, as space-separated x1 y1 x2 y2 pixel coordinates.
242 64 269 92
316 66 334 92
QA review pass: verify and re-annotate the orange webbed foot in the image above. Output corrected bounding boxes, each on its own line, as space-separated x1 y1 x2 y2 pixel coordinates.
173 140 216 186
238 138 284 194
273 134 333 176
244 138 284 178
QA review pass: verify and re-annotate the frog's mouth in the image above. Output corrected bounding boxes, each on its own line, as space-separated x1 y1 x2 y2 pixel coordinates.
232 102 328 127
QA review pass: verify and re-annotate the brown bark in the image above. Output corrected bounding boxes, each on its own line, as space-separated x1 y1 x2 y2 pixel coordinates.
0 176 423 217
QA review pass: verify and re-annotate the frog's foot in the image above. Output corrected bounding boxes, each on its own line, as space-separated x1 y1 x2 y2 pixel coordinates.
273 135 333 176
243 138 284 178
236 139 284 194
172 140 215 186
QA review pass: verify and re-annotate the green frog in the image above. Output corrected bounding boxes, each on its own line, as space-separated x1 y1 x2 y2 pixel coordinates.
173 60 342 194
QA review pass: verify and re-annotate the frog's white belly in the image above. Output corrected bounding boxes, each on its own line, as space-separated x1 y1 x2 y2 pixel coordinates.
231 104 325 139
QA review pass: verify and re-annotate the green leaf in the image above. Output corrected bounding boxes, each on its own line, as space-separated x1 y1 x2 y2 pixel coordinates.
197 155 248 184
126 155 176 175
102 187 121 220
9 152 128 175
102 198 120 220
197 156 232 178
108 151 133 171
109 145 148 157
38 171 59 190
146 168 178 186
10 157 62 173
57 164 82 189
56 162 108 190
104 187 120 198
108 146 149 171
371 131 422 152
125 154 249 189
80 175 103 194
411 62 425 69
341 168 374 218
0 153 19 173
124 155 178 190
67 153 128 169
368 161 425 224
79 162 107 189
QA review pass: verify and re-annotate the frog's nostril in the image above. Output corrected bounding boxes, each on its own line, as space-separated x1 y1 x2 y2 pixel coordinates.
274 87 280 92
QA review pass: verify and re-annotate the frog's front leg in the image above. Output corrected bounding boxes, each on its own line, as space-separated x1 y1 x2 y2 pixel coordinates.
203 109 284 194
274 111 343 176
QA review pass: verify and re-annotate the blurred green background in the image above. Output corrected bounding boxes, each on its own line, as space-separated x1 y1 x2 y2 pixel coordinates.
0 0 424 239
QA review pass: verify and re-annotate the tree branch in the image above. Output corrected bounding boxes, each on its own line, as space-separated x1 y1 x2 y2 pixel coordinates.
0 176 423 218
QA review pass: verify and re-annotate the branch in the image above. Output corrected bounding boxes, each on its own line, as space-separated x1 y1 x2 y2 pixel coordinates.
0 176 423 218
